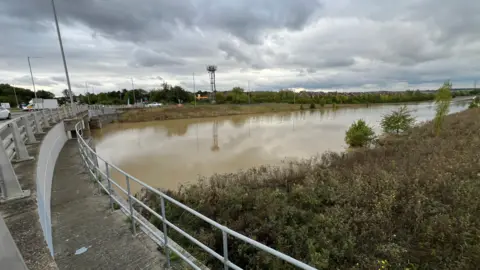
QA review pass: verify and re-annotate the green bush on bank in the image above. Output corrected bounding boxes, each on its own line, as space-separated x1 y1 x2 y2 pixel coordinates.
381 105 416 135
345 119 375 147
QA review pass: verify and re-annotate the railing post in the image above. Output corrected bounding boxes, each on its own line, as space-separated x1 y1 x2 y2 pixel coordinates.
33 113 44 134
20 116 37 144
222 231 229 270
126 175 136 235
63 106 68 119
161 197 171 267
105 162 114 211
0 139 30 201
48 109 55 123
42 110 51 128
9 121 32 161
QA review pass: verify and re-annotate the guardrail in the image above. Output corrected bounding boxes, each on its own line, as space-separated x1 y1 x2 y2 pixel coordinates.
75 121 316 270
0 105 88 201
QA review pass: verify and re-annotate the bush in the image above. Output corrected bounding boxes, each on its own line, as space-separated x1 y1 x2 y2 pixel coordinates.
138 109 480 270
434 81 452 135
345 119 375 147
309 103 316 109
469 96 479 108
380 105 415 134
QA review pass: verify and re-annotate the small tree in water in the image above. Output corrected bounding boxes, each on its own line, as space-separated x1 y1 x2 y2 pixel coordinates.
381 105 416 135
345 119 375 147
434 81 452 135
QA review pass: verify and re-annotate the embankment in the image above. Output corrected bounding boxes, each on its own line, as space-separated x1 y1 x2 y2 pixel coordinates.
118 103 360 123
139 108 480 269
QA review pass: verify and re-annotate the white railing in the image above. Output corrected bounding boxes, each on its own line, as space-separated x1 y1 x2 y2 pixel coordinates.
0 105 88 201
75 121 317 270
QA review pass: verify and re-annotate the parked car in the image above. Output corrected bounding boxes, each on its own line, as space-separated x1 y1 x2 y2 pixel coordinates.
0 106 11 120
146 102 163 107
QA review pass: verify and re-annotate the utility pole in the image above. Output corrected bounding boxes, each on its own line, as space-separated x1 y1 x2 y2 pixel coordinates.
27 57 38 105
85 82 90 104
193 72 196 107
51 0 75 111
247 80 251 104
131 77 136 106
12 84 19 108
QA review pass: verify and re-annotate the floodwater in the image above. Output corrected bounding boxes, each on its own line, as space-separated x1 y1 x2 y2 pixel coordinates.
93 98 470 193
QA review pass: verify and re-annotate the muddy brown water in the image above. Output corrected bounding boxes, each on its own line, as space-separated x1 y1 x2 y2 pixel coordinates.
93 99 470 194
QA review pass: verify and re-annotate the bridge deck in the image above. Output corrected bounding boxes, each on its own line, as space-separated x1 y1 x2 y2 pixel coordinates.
51 140 166 270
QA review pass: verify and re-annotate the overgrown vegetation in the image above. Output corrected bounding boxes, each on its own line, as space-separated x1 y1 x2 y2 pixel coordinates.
138 108 480 269
380 105 416 134
345 119 375 147
469 96 480 108
433 81 452 135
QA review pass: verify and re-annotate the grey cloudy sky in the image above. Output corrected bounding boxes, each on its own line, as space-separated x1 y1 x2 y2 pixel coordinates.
1 0 479 96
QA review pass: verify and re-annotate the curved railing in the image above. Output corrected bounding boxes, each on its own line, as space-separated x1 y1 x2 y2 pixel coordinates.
75 121 316 270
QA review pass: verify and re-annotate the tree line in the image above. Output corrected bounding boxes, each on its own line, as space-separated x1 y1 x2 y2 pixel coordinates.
1 82 478 108
0 84 55 107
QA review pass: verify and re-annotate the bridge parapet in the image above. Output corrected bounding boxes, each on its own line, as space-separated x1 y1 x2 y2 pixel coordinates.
0 105 88 202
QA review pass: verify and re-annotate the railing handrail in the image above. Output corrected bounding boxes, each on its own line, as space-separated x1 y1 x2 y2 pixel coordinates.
74 120 317 270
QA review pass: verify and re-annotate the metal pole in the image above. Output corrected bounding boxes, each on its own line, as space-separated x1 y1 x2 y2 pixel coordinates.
126 175 136 234
85 82 90 104
131 78 136 106
105 162 113 210
51 0 75 112
193 72 196 107
160 197 171 267
12 84 19 109
27 57 38 106
222 231 229 270
248 80 251 104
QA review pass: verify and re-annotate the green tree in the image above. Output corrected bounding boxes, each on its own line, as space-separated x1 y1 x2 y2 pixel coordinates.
380 105 416 134
345 119 375 147
433 81 452 135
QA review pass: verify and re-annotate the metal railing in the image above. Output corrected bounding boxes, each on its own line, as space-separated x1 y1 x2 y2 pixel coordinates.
75 121 316 270
0 105 88 200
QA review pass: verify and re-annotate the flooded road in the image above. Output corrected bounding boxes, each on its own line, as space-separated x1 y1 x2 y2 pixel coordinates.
93 99 469 192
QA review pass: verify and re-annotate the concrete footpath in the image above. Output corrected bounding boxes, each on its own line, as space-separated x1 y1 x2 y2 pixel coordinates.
51 140 166 270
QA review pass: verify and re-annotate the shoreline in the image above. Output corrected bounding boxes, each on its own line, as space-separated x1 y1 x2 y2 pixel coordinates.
117 102 422 123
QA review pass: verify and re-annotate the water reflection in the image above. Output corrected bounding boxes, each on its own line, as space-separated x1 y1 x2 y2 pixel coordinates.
93 99 469 191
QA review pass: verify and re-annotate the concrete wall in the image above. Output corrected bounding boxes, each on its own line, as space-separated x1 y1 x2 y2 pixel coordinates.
36 121 68 256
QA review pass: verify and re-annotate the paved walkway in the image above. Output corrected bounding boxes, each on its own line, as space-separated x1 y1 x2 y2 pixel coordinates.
51 140 166 270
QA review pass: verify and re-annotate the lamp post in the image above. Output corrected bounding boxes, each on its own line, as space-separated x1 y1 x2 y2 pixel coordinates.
193 72 196 107
12 84 19 109
27 56 40 106
51 0 75 111
130 78 136 106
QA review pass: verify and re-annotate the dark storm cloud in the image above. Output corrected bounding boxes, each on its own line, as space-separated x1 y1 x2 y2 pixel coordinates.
201 0 322 44
1 0 480 94
130 48 185 67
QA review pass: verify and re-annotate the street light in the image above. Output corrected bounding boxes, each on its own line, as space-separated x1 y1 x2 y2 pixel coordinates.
11 84 19 109
130 78 136 106
27 56 42 106
51 0 74 111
